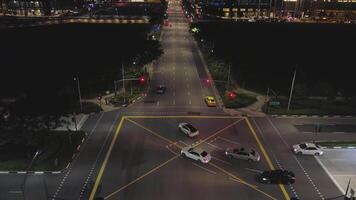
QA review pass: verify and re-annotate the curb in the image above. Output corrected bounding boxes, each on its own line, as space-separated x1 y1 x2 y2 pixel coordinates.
320 146 356 149
190 32 224 109
0 132 88 175
270 114 355 118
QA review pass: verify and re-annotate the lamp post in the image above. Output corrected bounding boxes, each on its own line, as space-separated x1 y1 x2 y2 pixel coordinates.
287 68 297 111
23 150 41 200
73 75 82 112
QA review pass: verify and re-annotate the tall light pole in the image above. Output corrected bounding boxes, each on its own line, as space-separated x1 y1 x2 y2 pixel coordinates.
74 76 82 112
226 64 231 90
287 68 297 111
122 64 126 104
23 150 41 200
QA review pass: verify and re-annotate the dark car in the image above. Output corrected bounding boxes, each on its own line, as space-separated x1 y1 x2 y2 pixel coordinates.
156 85 166 94
258 169 295 184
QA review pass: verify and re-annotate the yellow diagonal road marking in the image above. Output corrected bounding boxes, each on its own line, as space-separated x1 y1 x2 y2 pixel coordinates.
126 118 182 148
127 115 242 119
209 162 278 200
245 118 290 200
89 116 126 200
105 155 179 199
192 118 244 148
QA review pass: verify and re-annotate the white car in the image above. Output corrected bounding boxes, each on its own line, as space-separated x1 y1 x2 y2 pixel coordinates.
292 143 323 156
181 146 211 163
225 147 260 162
178 123 199 137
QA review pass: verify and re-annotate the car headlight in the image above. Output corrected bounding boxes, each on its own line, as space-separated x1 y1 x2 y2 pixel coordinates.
293 148 297 152
262 178 267 181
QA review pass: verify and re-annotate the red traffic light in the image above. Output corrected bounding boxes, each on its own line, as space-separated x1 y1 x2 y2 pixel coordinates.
139 76 146 83
227 91 237 100
204 78 212 84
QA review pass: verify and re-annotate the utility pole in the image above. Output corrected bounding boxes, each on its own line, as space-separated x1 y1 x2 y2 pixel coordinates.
287 68 297 111
258 0 261 18
265 87 270 113
122 64 126 104
114 80 117 96
74 76 82 112
23 150 40 200
227 64 231 90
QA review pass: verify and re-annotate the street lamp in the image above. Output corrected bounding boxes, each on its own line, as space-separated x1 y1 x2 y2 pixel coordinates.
73 75 83 112
23 150 41 200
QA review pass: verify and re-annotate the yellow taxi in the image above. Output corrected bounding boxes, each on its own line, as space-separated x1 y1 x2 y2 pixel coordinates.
204 96 216 107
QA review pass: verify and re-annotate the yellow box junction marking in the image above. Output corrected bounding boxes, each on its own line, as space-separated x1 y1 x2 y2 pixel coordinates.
209 162 278 200
245 118 290 200
105 155 179 199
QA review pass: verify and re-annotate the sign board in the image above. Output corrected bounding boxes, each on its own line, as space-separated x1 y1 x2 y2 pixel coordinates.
269 101 280 106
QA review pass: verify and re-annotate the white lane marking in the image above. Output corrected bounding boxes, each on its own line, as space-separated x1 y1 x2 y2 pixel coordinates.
333 174 356 177
245 168 263 173
52 113 104 200
8 191 23 194
173 100 176 105
189 100 191 105
157 101 160 106
267 117 325 199
211 156 232 166
315 156 345 194
187 91 190 96
192 163 217 175
178 140 189 146
203 141 223 150
166 146 179 156
217 136 240 146
78 112 121 200
253 118 300 200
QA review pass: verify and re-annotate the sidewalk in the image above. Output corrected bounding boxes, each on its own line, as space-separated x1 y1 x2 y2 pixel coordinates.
55 113 89 131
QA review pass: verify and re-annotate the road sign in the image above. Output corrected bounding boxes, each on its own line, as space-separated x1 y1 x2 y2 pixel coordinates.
269 101 280 106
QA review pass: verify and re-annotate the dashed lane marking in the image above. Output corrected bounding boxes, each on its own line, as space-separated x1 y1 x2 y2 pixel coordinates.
217 136 241 146
266 117 324 200
53 113 104 200
89 116 125 200
211 156 232 166
203 141 223 150
166 145 179 156
192 163 217 175
79 111 120 200
245 118 290 200
252 118 299 200
244 168 263 173
178 140 189 146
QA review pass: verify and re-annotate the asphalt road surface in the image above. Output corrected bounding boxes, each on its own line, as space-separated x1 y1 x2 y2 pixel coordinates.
1 1 355 200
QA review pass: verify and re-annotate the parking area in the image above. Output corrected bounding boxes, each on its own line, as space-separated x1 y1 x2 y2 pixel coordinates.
316 149 356 195
90 116 290 200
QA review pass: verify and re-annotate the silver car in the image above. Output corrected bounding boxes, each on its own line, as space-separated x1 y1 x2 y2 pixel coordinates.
181 146 211 164
292 143 323 156
225 147 260 162
178 122 199 137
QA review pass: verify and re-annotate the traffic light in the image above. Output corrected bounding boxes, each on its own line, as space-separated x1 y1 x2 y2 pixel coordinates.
227 91 237 100
204 78 211 84
139 76 146 84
